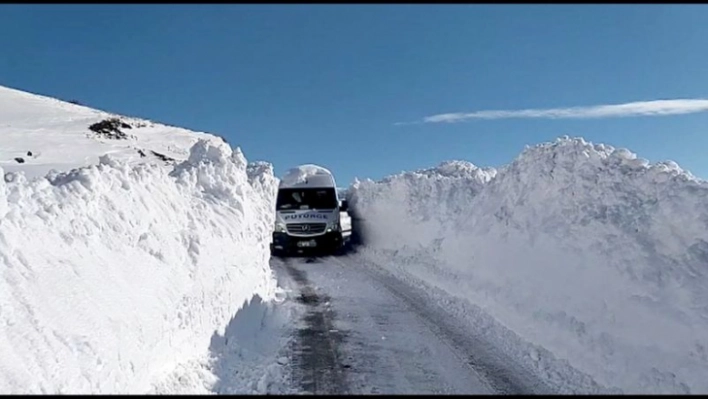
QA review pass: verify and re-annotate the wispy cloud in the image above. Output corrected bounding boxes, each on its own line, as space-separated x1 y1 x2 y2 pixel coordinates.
401 99 708 125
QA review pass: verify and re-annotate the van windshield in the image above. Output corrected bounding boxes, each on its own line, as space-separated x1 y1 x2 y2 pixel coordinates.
276 188 338 210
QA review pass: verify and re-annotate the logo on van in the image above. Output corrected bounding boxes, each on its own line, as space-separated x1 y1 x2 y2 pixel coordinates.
283 213 329 221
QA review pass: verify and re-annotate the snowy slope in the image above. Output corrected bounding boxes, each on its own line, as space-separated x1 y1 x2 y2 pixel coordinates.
348 136 708 394
0 85 221 180
0 86 280 393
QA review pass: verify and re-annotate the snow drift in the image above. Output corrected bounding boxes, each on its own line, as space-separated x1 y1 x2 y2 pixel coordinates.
0 133 279 392
348 136 708 394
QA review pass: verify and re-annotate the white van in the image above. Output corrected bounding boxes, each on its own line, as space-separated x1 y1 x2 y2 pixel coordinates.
270 164 352 257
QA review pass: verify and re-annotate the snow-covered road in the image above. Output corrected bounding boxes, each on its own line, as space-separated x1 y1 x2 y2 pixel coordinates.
271 254 556 395
3 85 705 395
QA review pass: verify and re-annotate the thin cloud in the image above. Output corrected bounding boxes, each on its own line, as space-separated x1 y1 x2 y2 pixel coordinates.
404 99 708 124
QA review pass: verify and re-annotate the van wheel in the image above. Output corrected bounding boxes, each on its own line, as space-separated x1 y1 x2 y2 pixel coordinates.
333 241 348 256
270 244 285 258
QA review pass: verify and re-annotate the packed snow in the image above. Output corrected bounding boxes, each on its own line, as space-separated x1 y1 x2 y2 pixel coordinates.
0 85 283 394
348 136 708 394
278 164 337 189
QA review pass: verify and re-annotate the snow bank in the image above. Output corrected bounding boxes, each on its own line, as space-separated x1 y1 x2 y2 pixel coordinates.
349 136 708 394
0 139 279 394
349 160 496 249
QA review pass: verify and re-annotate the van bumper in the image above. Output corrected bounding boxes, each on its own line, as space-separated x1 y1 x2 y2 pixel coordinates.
270 231 344 255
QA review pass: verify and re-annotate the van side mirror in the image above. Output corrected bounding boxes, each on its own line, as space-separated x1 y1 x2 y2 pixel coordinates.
340 200 348 212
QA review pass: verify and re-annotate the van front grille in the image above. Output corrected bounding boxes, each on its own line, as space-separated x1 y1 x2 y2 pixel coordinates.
287 223 327 235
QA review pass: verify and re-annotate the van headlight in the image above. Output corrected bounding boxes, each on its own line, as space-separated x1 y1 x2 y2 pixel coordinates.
274 222 287 232
327 220 340 232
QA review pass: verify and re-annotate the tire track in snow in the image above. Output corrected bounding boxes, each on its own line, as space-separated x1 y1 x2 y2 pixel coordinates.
328 255 555 395
278 257 350 394
284 256 495 394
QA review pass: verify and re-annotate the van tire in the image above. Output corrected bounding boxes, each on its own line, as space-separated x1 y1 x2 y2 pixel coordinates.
270 244 286 258
333 240 349 256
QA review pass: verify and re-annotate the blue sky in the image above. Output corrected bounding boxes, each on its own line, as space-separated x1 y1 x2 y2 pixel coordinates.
2 4 708 185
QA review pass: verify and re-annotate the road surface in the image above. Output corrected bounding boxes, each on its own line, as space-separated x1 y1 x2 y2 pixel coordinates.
270 255 555 395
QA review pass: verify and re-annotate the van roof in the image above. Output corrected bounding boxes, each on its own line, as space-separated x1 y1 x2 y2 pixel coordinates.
279 164 337 189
